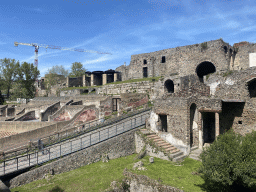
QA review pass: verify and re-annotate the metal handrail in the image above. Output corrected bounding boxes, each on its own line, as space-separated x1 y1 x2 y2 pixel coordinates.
0 111 150 176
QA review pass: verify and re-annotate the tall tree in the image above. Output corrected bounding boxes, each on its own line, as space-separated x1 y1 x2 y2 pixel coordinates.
18 62 40 99
43 65 69 96
69 62 86 77
47 65 69 77
0 58 19 98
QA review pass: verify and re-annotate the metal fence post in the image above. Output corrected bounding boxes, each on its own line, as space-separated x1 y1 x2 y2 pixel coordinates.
49 148 50 160
90 134 91 146
60 144 61 157
116 124 117 134
17 157 18 170
70 140 72 153
3 160 5 175
99 131 100 142
37 152 38 165
108 128 109 138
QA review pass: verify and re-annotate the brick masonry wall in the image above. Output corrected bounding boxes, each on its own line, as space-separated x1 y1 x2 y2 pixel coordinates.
121 39 230 80
9 128 138 189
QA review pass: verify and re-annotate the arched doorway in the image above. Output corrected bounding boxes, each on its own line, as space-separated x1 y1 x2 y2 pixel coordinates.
164 79 174 93
196 61 216 83
190 103 198 147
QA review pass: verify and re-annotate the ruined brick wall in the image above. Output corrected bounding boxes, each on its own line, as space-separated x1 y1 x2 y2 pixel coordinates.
154 98 188 145
123 39 230 80
41 102 61 121
120 93 149 110
67 77 83 87
233 42 256 70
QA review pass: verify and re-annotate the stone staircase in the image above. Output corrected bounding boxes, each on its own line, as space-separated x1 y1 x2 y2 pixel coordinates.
140 129 186 162
188 146 202 161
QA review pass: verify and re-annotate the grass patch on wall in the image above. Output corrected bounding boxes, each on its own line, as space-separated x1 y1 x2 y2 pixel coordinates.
11 154 205 192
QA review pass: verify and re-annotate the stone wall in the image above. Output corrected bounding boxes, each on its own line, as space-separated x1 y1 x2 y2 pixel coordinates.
119 39 231 81
97 81 154 96
9 128 138 189
233 42 256 70
41 102 61 121
0 122 55 133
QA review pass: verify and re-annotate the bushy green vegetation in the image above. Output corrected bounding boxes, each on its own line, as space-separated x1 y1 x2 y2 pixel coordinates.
11 154 204 192
198 129 256 191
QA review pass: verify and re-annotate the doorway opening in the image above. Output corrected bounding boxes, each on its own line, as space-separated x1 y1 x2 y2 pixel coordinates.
159 114 167 132
202 112 215 144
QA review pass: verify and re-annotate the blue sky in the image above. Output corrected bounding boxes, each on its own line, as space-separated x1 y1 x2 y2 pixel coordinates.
0 0 256 78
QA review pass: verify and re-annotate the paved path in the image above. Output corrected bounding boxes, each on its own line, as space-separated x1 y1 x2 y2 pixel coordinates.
0 111 149 176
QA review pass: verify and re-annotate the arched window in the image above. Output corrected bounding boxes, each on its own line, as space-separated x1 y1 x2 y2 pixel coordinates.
164 79 174 93
248 78 256 98
224 46 228 54
196 61 216 83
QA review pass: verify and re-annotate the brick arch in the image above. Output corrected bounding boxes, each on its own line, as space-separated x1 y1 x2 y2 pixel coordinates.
195 60 216 83
164 79 174 93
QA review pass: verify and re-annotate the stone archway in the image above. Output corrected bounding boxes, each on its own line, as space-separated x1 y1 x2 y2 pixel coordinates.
164 79 174 93
190 103 198 147
196 61 216 83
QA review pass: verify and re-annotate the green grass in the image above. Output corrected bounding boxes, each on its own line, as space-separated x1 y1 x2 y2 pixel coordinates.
11 154 205 192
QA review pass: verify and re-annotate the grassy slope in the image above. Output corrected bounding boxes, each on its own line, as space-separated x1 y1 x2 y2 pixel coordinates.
11 154 205 192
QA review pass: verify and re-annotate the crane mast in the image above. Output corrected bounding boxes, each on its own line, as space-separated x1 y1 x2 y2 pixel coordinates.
14 41 112 68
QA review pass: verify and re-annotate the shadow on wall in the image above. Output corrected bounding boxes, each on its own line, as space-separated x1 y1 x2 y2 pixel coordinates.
219 101 245 134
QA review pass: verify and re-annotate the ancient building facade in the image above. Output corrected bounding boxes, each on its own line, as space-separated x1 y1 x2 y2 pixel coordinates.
149 67 256 155
116 39 256 82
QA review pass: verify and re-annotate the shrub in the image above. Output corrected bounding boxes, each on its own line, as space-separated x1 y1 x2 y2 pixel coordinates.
198 129 256 191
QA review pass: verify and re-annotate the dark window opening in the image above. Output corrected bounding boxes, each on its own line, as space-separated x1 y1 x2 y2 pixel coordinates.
159 115 167 132
229 48 232 54
248 79 256 98
143 59 147 65
202 112 215 143
238 121 242 124
164 79 174 93
143 67 148 78
161 56 166 63
224 46 228 54
112 98 120 111
196 61 216 83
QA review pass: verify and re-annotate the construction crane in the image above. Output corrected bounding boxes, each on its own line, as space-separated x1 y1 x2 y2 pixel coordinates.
14 41 112 68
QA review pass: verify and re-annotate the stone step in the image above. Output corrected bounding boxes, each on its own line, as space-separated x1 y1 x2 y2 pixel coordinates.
169 149 180 154
169 151 183 159
152 138 164 142
191 146 199 152
157 142 171 147
165 147 178 151
173 154 187 162
147 134 158 138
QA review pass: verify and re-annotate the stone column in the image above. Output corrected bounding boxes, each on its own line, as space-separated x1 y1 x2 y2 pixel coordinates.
66 77 69 87
102 74 107 85
215 112 220 139
82 75 86 87
114 73 117 82
198 112 203 149
91 74 94 86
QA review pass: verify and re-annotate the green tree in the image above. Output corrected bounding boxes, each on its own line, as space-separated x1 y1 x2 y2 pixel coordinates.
48 65 69 77
0 58 19 98
16 62 40 99
69 62 86 77
198 129 256 191
43 65 68 96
